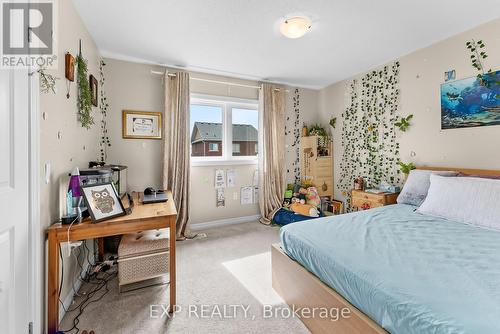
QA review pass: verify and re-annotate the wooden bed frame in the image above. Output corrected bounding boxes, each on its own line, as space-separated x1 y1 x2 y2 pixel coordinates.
271 166 500 334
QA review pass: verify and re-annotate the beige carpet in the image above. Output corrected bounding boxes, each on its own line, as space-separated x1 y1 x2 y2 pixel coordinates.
60 222 310 334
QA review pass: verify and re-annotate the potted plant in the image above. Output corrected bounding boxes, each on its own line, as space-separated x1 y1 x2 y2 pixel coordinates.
397 161 416 181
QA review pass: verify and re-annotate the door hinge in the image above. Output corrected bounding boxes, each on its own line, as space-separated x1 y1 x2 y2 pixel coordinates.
28 322 33 334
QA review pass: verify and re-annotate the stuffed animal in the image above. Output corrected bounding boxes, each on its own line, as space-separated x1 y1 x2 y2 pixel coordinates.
306 187 321 207
290 198 319 217
296 187 308 202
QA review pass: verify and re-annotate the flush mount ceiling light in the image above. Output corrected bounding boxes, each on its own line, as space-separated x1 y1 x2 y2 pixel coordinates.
280 16 311 39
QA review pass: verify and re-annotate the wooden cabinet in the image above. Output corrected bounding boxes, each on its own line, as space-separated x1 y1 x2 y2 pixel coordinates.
351 190 399 210
300 136 333 198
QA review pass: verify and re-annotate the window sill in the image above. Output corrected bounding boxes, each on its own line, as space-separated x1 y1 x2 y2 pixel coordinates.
191 159 258 167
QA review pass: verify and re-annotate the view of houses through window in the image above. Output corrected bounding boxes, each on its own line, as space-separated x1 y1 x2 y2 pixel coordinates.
190 97 258 160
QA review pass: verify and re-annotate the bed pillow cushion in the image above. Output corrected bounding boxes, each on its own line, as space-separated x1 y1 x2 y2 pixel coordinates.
397 169 457 206
418 174 500 230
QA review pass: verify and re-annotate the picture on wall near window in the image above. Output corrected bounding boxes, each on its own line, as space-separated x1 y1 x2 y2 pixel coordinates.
240 186 253 205
81 183 126 223
441 70 500 129
215 169 226 188
216 188 225 208
122 110 162 139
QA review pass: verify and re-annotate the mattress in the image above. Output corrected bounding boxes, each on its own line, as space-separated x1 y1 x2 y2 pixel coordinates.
280 204 500 334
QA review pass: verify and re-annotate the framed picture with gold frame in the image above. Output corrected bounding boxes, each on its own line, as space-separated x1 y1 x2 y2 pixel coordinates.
122 110 162 139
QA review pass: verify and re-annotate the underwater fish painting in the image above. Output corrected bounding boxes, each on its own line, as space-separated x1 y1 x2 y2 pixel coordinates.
441 70 500 129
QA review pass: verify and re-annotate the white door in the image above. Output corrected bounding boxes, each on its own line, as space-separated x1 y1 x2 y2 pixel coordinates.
0 69 31 333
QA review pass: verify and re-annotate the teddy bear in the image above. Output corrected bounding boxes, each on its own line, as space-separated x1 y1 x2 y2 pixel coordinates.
289 197 319 217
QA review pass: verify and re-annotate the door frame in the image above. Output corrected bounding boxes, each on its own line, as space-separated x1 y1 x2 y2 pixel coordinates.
28 69 41 333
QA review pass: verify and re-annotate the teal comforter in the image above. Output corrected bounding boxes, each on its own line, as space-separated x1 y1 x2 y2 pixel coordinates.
280 204 500 334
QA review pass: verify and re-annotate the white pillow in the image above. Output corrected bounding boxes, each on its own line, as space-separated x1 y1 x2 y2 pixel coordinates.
397 169 457 206
418 174 500 231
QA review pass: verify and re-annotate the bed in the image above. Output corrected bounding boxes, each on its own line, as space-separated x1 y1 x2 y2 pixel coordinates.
272 167 500 334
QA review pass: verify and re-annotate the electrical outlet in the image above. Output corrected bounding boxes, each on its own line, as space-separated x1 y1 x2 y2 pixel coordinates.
62 241 82 257
70 241 82 250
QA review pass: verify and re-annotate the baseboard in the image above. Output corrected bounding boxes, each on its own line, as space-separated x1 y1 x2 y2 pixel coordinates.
59 260 90 322
190 214 261 231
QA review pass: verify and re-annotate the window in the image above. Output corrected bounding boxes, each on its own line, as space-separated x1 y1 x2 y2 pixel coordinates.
209 143 219 152
190 104 223 157
232 108 258 157
190 95 259 164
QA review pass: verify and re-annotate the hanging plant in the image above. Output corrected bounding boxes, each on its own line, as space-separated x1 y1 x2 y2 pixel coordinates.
76 51 94 129
395 114 413 132
37 68 58 94
98 59 111 162
466 39 491 86
465 39 500 96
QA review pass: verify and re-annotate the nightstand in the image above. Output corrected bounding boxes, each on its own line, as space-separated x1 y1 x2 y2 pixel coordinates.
351 189 399 211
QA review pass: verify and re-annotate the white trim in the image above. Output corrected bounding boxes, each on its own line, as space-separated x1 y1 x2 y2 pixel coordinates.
190 215 261 231
58 261 91 322
28 67 41 333
191 93 258 106
191 159 258 167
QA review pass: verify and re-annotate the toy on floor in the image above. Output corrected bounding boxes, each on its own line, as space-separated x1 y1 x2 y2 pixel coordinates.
282 189 293 208
305 187 320 207
289 197 319 217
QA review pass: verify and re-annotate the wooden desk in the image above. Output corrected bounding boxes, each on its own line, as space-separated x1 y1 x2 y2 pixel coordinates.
46 191 177 334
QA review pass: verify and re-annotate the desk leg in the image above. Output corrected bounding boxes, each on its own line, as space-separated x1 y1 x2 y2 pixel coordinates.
169 217 176 313
47 231 59 334
98 237 105 261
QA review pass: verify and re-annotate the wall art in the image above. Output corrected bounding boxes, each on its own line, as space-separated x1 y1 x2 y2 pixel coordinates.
122 110 162 139
89 74 98 107
441 70 500 129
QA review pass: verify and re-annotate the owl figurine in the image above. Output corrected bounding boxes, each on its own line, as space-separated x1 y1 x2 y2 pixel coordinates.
91 188 115 214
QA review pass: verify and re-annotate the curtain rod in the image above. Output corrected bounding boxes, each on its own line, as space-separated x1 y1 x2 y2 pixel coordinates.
151 70 289 92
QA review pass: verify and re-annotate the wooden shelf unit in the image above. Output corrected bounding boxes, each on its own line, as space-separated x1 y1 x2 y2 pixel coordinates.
300 135 334 199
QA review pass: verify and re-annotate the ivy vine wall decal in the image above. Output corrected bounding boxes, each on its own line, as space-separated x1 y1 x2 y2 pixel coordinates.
338 61 402 211
98 59 111 162
285 88 301 184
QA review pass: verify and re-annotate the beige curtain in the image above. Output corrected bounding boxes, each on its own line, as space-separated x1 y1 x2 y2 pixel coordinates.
163 71 191 239
258 83 286 225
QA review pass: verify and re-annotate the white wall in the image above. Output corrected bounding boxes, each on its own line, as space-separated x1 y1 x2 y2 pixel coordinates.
319 18 500 200
104 59 165 190
103 58 320 225
39 0 101 325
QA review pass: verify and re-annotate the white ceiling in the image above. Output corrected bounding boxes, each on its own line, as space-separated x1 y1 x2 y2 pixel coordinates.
71 0 500 89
